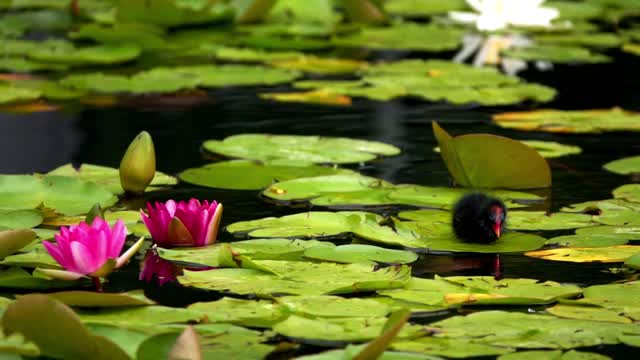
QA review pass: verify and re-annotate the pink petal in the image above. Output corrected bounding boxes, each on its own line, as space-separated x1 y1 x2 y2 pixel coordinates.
165 200 177 217
92 227 109 266
70 242 100 274
43 241 72 270
108 220 127 258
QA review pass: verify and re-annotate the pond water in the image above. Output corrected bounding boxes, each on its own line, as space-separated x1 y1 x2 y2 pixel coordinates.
2 50 640 359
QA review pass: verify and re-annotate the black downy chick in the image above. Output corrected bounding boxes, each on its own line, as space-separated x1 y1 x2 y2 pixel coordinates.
452 193 506 243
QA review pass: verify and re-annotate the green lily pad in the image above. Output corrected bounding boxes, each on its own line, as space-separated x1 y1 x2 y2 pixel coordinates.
270 56 368 74
277 295 391 318
384 0 467 17
117 0 233 27
0 84 41 105
158 238 332 266
8 79 85 100
40 290 154 307
546 303 633 324
202 134 400 164
0 229 36 259
0 247 59 269
534 33 622 48
508 211 596 230
433 122 551 189
626 254 640 270
0 330 40 357
296 344 443 360
60 65 299 94
0 175 117 215
422 310 640 349
2 294 129 360
493 108 640 133
504 44 610 63
396 221 546 253
303 244 418 264
379 276 580 307
179 160 354 190
28 41 141 65
188 297 286 327
136 323 273 360
544 234 629 247
391 337 513 358
212 46 303 62
77 306 204 326
603 156 640 175
85 324 152 360
0 210 41 229
69 22 167 50
526 245 640 262
612 184 640 203
576 225 640 239
498 350 611 360
0 58 68 73
178 261 411 297
48 163 177 195
332 23 462 51
274 315 423 343
263 173 541 209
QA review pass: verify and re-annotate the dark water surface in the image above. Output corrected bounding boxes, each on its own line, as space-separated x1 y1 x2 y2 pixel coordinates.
1 51 640 358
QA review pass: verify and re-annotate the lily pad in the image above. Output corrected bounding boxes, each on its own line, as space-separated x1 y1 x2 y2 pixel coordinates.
332 23 462 51
391 337 513 358
508 211 596 230
0 209 42 229
603 156 640 175
117 0 233 27
384 0 467 17
60 65 299 94
498 350 611 360
526 245 640 263
612 184 640 203
519 140 582 158
0 330 39 357
179 160 355 190
0 247 59 269
274 315 423 343
433 122 551 189
77 306 204 327
188 297 286 327
270 56 368 74
303 244 418 264
158 238 332 266
69 22 167 50
40 290 154 307
0 267 80 290
178 261 411 296
544 234 629 248
534 33 622 48
277 295 391 318
0 84 41 105
136 323 273 360
28 41 141 65
48 163 177 195
202 134 400 164
260 89 353 106
492 108 640 133
626 254 640 270
546 304 634 324
296 344 443 360
0 229 36 259
2 294 129 360
421 310 640 349
0 175 117 215
504 45 610 63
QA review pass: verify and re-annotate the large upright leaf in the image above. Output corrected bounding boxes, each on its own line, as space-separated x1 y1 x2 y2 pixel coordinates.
432 122 551 189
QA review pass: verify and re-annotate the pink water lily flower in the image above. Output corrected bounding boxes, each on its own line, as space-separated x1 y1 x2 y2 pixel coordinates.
40 218 145 285
141 199 223 247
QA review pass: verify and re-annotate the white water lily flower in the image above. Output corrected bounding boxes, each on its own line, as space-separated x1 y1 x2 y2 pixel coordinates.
450 0 559 31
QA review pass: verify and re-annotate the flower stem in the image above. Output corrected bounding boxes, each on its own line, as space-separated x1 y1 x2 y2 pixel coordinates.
92 277 103 292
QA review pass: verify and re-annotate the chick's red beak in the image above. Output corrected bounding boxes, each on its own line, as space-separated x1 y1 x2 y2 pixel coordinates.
493 222 502 238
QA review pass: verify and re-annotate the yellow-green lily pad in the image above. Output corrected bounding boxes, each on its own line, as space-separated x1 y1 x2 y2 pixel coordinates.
493 108 640 133
603 156 640 175
526 245 640 263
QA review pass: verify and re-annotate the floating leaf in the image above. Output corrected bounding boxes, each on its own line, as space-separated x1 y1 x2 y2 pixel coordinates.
273 315 423 343
260 89 352 106
158 238 332 266
526 245 640 263
178 261 411 296
503 44 610 63
626 254 640 270
2 294 129 360
179 160 354 190
612 184 640 203
507 211 596 230
332 23 462 51
492 108 640 133
534 33 622 48
77 306 204 327
0 229 36 259
303 244 418 264
497 350 611 360
278 295 391 318
603 156 640 175
0 84 41 104
519 140 582 158
0 175 117 215
188 297 285 328
392 337 513 358
28 41 141 65
546 304 633 324
60 65 299 94
0 330 40 357
421 310 640 349
384 0 467 17
433 122 551 189
298 344 443 360
117 0 234 27
136 323 273 360
41 290 154 307
202 134 400 164
48 163 177 195
69 23 167 50
544 234 629 248
270 57 368 74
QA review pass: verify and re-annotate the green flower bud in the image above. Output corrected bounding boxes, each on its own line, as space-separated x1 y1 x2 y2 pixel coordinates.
119 131 156 194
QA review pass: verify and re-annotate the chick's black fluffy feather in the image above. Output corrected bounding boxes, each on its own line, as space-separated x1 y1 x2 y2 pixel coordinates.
452 193 506 243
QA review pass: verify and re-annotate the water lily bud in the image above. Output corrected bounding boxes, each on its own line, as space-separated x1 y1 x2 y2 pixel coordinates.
120 131 156 194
